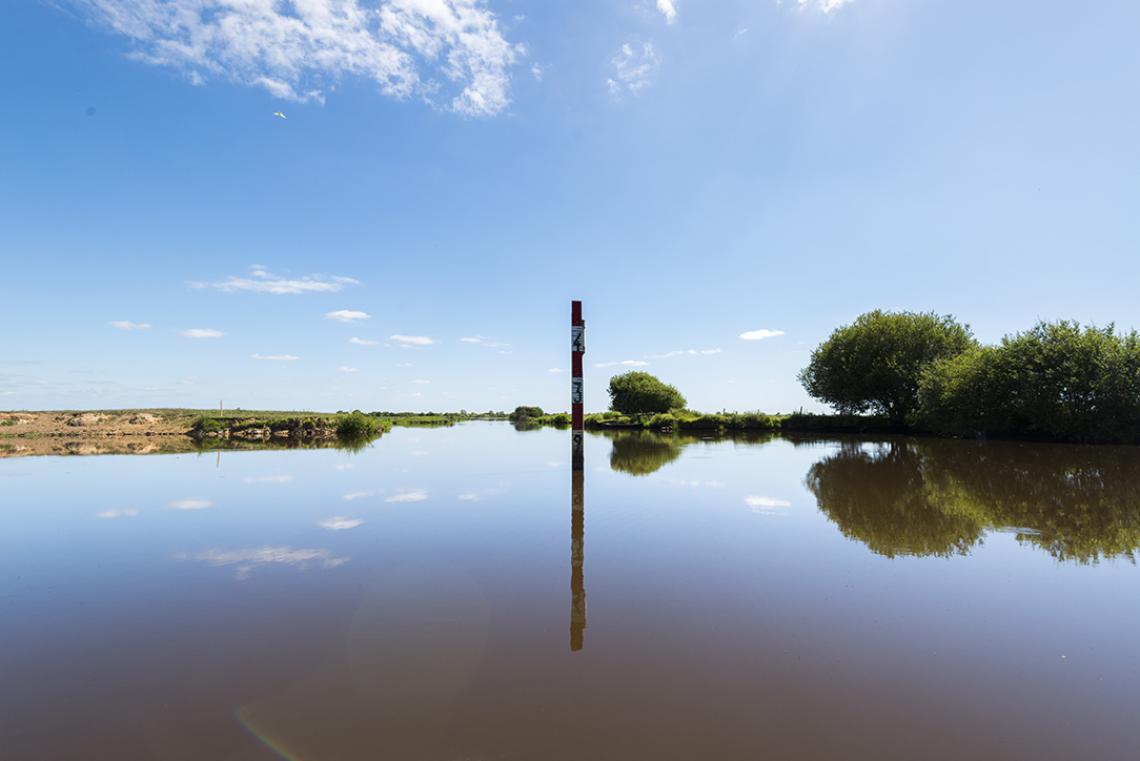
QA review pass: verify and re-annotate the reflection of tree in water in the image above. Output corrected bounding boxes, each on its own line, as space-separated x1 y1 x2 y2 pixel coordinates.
607 431 689 476
806 439 1140 563
806 442 986 558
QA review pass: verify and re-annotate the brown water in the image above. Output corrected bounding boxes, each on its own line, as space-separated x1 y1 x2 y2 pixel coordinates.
2 423 1139 759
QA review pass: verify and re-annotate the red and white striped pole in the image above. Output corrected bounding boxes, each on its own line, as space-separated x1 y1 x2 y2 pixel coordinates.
571 300 585 470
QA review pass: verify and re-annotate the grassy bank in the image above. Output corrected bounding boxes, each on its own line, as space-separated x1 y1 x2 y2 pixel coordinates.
511 409 901 435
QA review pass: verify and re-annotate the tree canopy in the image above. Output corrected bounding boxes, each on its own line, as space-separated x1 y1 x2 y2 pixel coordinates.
607 371 686 414
798 310 974 424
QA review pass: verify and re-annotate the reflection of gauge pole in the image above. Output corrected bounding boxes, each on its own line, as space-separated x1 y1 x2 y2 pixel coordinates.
570 300 586 651
571 467 586 651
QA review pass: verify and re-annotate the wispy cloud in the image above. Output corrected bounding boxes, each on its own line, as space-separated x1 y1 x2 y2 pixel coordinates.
251 353 300 361
318 516 365 531
796 0 855 14
391 334 435 346
193 266 358 295
75 0 522 116
386 489 427 503
338 365 360 374
326 310 371 323
180 546 348 579
460 335 509 348
607 41 659 98
645 348 722 359
181 328 224 339
531 63 545 81
97 508 138 519
733 27 749 41
595 359 650 368
548 367 566 374
170 499 213 510
343 490 375 502
412 379 432 385
110 320 151 330
349 337 380 346
656 0 678 24
740 329 786 341
243 475 293 484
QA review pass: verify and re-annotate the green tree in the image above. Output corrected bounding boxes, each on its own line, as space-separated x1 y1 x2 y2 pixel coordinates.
509 405 544 422
799 310 974 424
915 321 1140 443
608 371 686 414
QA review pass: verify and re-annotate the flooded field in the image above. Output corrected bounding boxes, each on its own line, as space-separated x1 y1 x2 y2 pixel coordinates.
2 423 1139 760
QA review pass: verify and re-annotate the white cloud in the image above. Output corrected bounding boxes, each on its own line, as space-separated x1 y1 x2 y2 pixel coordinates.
740 329 786 341
349 336 379 346
656 0 678 24
386 489 427 503
457 492 480 501
595 359 650 368
391 334 434 346
318 516 365 530
531 63 545 81
334 463 355 470
193 266 359 295
251 353 301 361
607 41 659 98
325 309 371 323
98 508 139 519
733 27 749 41
110 320 151 330
412 379 431 384
343 490 375 501
243 475 293 484
646 348 723 359
338 365 360 373
76 0 522 117
797 0 855 14
170 498 213 510
548 367 566 374
180 546 348 579
181 328 224 339
461 335 510 349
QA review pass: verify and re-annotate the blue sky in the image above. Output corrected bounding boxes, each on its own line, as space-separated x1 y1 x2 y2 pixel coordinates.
2 0 1138 413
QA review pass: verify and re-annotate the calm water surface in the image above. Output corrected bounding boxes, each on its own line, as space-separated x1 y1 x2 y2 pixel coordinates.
3 423 1140 759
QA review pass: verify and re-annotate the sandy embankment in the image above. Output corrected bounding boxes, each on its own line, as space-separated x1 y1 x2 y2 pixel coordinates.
0 411 196 458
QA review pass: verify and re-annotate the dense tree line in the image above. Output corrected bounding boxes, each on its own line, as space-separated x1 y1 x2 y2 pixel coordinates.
802 311 1140 444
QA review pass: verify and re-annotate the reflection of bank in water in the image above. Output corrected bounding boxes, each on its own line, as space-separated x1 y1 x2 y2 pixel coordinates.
803 437 1140 563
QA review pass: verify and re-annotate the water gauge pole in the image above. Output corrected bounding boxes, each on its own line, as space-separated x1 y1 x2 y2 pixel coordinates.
570 300 586 651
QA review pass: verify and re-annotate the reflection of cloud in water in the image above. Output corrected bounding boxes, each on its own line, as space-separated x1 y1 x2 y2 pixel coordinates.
334 463 354 471
343 491 374 502
386 490 427 503
318 516 364 530
98 508 138 519
181 546 349 579
664 478 727 489
243 475 293 484
170 499 213 510
746 495 792 514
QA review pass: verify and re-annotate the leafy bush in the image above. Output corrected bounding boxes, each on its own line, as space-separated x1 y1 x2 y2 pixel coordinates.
799 310 975 424
608 371 686 414
509 405 544 421
336 410 383 440
915 321 1140 443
